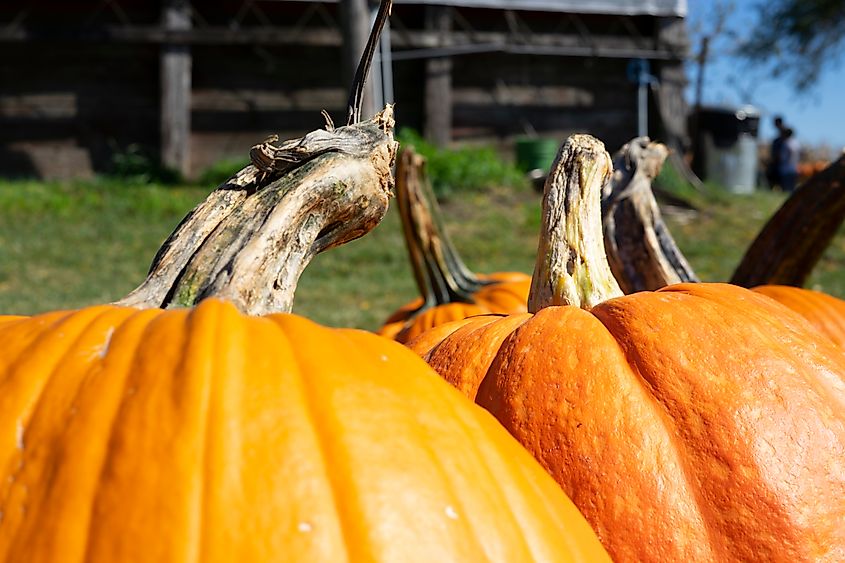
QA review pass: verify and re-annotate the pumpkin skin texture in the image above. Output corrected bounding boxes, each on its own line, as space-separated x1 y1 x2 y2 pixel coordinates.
410 283 845 562
752 284 845 347
0 299 610 563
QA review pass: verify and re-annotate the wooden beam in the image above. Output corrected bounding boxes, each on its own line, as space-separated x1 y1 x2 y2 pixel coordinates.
0 26 685 60
424 6 451 147
160 0 191 178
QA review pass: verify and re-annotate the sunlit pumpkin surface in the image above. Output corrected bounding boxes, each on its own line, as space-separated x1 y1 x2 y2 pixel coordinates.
410 283 845 562
0 298 609 563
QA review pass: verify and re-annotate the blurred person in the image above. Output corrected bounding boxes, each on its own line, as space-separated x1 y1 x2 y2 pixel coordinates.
778 127 800 193
766 115 786 189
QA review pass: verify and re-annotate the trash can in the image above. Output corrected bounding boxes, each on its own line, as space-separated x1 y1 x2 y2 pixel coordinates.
694 105 760 193
515 138 559 174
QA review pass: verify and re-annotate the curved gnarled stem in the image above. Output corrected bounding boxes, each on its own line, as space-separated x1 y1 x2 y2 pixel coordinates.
118 110 397 315
117 0 397 315
602 137 699 293
395 147 491 315
528 135 622 312
731 155 845 288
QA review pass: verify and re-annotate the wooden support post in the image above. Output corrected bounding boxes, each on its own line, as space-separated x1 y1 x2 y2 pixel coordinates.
160 0 191 178
340 0 376 120
424 6 452 147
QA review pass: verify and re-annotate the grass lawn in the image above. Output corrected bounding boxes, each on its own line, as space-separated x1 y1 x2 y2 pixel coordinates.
2 178 845 330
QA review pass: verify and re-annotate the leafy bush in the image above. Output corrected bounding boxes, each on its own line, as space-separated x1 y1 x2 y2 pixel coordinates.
109 143 183 185
396 129 527 197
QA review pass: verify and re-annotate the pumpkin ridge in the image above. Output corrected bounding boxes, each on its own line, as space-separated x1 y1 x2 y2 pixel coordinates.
337 329 500 559
76 308 165 563
0 307 117 493
0 306 144 562
84 309 206 561
268 315 368 561
195 301 237 563
583 300 745 561
175 303 219 563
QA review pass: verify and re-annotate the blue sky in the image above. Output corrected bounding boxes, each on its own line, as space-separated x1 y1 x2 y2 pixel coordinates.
686 0 845 150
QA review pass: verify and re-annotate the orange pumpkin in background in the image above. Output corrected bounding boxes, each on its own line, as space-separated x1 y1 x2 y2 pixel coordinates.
751 284 845 347
378 147 530 342
409 135 845 562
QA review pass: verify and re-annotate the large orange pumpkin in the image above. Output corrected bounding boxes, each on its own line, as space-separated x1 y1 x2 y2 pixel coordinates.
409 135 845 562
378 147 530 342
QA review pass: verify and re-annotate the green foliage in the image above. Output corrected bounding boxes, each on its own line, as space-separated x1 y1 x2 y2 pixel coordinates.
740 0 845 90
110 143 183 185
0 179 205 315
654 157 700 202
396 128 528 197
197 157 251 187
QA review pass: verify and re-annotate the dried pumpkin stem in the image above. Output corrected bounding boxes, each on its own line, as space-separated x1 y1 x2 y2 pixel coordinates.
118 108 397 315
395 147 486 317
346 0 393 125
117 1 397 315
731 154 845 288
602 137 699 293
528 135 622 312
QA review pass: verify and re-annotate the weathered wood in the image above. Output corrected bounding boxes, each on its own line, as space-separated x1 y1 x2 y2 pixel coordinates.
731 155 845 288
160 0 191 177
424 5 452 147
529 135 622 311
602 137 699 293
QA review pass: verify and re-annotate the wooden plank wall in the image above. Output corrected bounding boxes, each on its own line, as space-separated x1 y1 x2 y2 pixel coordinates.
0 43 159 179
0 3 684 180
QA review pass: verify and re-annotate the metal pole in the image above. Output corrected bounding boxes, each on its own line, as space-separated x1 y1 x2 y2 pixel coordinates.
638 80 648 137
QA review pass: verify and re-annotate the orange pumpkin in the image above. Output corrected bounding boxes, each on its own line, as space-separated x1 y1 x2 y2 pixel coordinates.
378 147 530 342
409 135 845 562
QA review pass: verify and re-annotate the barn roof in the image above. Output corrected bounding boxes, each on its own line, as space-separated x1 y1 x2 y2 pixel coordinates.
397 0 686 16
293 0 686 17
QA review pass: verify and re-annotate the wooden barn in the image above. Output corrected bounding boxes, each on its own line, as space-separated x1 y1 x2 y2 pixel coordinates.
0 0 688 180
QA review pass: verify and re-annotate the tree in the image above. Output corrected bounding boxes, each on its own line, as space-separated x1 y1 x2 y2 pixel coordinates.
741 0 845 90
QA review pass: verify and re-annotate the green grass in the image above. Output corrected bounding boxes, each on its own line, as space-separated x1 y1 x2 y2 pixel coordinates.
2 178 845 330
